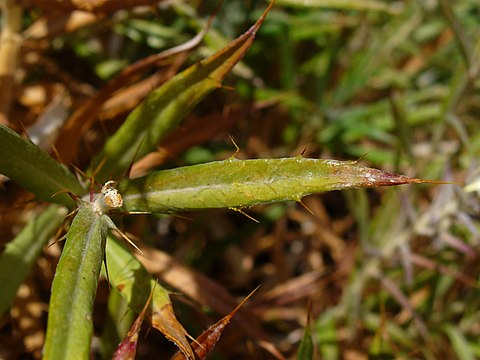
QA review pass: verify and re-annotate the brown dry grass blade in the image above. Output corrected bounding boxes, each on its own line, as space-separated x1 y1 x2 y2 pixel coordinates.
170 288 259 360
150 302 196 358
27 0 162 13
0 0 22 125
112 285 155 360
23 11 98 43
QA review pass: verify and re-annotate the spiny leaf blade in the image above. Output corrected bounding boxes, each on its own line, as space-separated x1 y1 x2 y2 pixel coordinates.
43 203 109 360
0 125 84 206
118 157 436 213
171 289 257 360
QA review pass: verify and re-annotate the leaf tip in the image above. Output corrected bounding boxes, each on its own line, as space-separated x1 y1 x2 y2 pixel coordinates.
246 0 276 36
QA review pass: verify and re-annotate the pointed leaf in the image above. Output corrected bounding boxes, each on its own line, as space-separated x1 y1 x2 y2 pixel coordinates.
91 3 273 183
118 157 440 213
54 20 212 164
105 236 195 359
112 285 155 360
171 290 257 360
137 245 279 354
297 308 314 360
0 125 83 206
0 204 67 315
43 203 109 360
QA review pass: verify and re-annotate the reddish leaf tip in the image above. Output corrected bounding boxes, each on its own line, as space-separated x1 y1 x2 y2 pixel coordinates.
246 0 276 37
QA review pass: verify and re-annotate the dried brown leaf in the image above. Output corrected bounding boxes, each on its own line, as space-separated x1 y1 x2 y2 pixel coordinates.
21 0 162 13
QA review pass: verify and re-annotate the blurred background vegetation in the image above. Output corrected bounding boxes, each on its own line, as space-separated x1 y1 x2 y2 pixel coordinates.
1 0 480 359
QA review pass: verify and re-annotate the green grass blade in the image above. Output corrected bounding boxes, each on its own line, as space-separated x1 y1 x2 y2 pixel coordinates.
0 125 84 206
91 4 272 183
0 204 67 316
275 0 402 13
297 313 314 360
444 325 476 360
43 203 109 360
118 157 426 213
105 236 195 359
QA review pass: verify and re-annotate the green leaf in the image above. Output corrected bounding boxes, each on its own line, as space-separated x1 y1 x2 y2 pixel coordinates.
0 125 84 206
369 326 395 359
444 325 476 360
91 4 273 183
43 203 109 360
117 157 429 213
105 236 195 359
275 0 402 13
100 289 136 359
0 204 67 316
297 312 314 360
